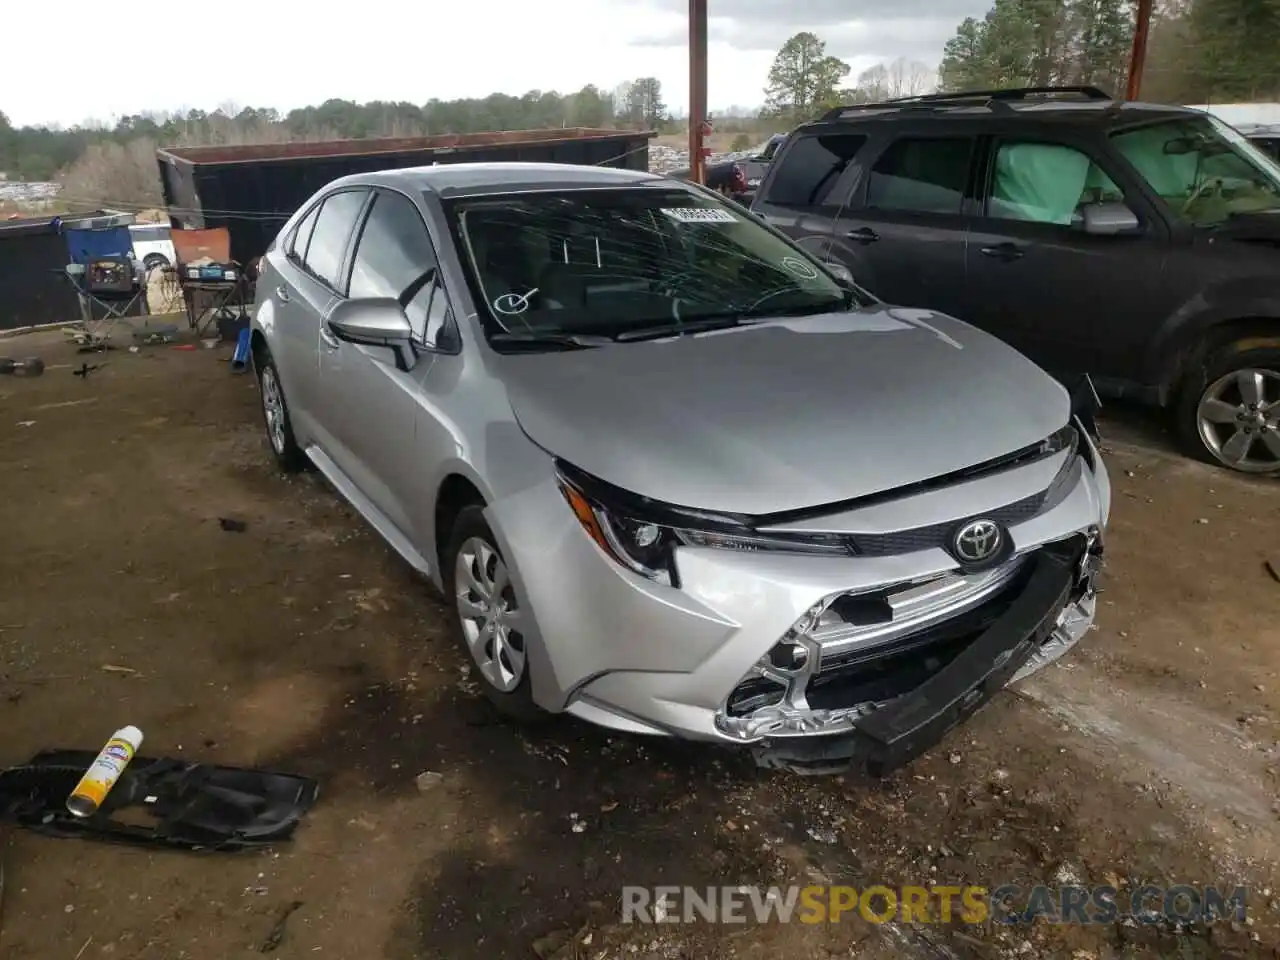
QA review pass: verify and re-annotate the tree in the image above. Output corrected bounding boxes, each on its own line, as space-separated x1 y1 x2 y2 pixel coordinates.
565 85 614 127
1186 0 1280 100
621 77 667 129
762 32 851 122
1070 0 1133 90
939 17 990 91
937 0 1136 95
855 64 891 102
730 132 752 152
886 58 935 97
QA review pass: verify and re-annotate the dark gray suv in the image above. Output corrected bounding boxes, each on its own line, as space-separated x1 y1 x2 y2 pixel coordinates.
753 86 1280 475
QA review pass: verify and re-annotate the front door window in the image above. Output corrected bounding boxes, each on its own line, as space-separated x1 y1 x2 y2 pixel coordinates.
1111 115 1280 226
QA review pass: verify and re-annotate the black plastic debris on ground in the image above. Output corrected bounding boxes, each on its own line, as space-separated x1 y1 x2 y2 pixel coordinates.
218 517 248 533
0 750 318 851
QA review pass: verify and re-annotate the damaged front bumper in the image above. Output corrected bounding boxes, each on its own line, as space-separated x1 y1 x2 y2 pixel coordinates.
741 534 1100 775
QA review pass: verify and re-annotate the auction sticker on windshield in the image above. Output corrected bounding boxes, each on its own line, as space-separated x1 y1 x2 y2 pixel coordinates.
661 208 738 224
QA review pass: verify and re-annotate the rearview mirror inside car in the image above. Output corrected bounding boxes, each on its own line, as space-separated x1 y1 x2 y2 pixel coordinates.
1163 135 1230 157
327 298 417 371
1080 202 1140 236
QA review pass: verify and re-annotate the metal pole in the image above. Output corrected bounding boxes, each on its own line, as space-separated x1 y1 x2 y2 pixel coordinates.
1126 0 1154 100
688 0 708 184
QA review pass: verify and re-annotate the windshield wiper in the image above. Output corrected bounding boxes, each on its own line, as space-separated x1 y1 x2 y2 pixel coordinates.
489 332 614 350
614 317 746 342
739 299 848 321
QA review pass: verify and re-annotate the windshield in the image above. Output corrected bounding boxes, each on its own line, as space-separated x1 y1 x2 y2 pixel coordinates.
1111 115 1280 226
444 186 856 347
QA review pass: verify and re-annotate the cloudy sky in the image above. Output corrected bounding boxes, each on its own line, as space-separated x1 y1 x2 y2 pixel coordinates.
2 0 987 127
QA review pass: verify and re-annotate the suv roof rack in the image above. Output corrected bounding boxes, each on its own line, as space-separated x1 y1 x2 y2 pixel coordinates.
818 85 1113 122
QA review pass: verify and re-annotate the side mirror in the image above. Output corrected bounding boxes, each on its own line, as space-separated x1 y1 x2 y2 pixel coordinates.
1080 202 1139 236
327 298 417 371
824 261 856 286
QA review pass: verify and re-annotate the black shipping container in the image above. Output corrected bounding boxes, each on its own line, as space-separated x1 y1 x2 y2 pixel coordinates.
156 128 655 265
0 210 147 332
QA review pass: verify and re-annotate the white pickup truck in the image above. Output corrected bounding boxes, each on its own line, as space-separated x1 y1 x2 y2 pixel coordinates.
129 223 176 272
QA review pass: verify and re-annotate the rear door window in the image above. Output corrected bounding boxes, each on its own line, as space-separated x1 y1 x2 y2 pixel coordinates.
865 137 976 215
303 190 368 290
985 141 1124 225
763 133 867 207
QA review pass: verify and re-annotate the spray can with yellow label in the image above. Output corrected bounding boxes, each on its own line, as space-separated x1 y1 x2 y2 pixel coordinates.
66 726 143 818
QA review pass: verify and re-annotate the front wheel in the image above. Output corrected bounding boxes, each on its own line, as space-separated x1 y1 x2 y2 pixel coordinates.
1175 339 1280 474
443 506 544 722
256 350 307 473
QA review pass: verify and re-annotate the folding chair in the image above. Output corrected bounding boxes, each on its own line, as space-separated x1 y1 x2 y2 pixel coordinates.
59 222 149 351
57 256 149 351
171 228 251 337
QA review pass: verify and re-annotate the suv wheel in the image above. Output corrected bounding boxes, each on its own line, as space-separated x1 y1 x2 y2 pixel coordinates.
256 350 306 473
443 506 544 722
1176 339 1280 474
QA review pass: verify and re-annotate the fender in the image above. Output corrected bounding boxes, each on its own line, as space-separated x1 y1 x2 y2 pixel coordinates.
1144 280 1280 403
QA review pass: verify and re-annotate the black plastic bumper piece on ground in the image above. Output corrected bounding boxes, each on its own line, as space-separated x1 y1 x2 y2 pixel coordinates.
0 751 319 851
751 541 1079 777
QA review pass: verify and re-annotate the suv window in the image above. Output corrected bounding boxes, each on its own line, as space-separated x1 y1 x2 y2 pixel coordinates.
764 133 866 206
304 190 367 289
1111 115 1280 226
986 141 1123 225
289 204 321 262
349 191 444 343
1253 137 1280 161
866 137 975 215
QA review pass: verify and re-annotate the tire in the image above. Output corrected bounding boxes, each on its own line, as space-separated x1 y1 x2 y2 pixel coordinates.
255 349 307 473
143 254 169 272
442 505 544 722
1174 337 1280 475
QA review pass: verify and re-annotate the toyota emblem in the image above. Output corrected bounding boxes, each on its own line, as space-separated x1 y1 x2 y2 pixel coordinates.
953 519 1002 564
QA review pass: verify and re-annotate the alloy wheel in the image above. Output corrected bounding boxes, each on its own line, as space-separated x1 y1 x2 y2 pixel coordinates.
261 367 286 456
1196 367 1280 473
455 536 526 693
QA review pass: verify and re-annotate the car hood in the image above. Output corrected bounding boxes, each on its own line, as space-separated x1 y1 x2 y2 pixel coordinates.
496 307 1070 515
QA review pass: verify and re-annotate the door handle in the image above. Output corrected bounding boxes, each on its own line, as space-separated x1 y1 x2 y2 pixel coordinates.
275 285 291 303
979 243 1025 261
319 326 341 350
846 226 880 244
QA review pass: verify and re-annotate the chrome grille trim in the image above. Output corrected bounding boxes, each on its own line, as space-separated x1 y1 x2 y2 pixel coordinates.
813 554 1030 667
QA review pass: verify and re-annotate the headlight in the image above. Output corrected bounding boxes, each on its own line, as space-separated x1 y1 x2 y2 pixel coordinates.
555 463 849 586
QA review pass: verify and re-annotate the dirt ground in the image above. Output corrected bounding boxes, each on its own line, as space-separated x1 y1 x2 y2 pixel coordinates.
1 319 1278 960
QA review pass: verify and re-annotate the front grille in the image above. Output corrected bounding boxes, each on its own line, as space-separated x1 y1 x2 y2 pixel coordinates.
845 490 1046 557
809 563 1031 694
838 451 1081 558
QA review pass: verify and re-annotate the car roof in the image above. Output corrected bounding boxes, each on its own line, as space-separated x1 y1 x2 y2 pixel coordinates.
798 89 1206 135
333 162 666 199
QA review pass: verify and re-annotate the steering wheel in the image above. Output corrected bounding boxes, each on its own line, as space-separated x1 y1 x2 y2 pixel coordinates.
1180 177 1224 216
